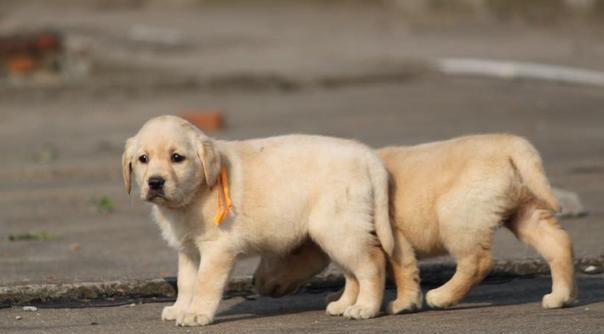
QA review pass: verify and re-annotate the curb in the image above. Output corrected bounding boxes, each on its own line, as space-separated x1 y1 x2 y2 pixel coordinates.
1 256 602 307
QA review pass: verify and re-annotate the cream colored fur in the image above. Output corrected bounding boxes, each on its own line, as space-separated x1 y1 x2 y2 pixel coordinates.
254 134 576 312
122 115 393 326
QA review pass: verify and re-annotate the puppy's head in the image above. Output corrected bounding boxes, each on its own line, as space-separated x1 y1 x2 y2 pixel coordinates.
253 239 331 297
122 115 221 208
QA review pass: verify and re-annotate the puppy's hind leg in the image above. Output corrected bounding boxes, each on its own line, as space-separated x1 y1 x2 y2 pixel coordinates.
506 205 576 308
326 273 358 316
386 229 422 314
314 229 386 320
317 240 386 319
310 184 387 320
342 246 387 320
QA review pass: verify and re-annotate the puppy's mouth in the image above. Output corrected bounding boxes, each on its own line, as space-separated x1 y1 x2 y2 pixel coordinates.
146 190 168 202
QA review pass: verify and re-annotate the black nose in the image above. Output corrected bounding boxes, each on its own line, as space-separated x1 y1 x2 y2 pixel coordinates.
148 176 165 190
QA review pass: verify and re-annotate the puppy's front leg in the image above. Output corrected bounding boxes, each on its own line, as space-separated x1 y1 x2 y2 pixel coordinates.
176 244 236 327
162 246 199 321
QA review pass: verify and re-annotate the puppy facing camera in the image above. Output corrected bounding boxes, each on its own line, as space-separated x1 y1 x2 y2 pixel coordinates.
123 115 393 326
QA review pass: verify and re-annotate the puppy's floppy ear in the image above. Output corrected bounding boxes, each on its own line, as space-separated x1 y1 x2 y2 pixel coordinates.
196 136 221 188
121 137 135 195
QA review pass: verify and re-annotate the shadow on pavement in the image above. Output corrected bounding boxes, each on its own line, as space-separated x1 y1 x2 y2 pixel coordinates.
216 275 603 323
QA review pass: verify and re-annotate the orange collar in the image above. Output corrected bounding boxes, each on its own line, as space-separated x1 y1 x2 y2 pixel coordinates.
213 167 233 225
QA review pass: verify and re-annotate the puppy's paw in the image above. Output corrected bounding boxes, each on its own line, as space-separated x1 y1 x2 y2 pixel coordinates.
542 292 575 309
176 312 212 327
426 288 456 309
326 300 352 316
386 292 423 314
343 304 379 320
161 305 184 321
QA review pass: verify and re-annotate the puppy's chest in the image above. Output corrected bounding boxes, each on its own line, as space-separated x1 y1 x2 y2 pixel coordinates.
153 209 202 249
158 220 189 248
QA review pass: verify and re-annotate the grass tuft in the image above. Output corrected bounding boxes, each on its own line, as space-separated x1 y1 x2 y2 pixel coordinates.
93 195 115 214
8 231 57 242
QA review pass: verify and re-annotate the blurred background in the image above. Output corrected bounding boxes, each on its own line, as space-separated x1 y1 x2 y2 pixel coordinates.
1 0 603 287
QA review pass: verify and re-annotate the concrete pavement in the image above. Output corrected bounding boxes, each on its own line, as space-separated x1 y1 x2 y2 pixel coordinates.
1 75 603 287
2 274 603 334
0 0 603 332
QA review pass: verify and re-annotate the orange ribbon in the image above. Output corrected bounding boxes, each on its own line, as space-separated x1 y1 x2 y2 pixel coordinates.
213 167 233 225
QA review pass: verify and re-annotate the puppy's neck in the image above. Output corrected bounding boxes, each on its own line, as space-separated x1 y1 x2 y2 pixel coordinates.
152 184 225 249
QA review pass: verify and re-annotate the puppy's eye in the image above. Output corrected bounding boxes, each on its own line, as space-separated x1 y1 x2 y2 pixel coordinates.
138 155 149 164
171 153 185 163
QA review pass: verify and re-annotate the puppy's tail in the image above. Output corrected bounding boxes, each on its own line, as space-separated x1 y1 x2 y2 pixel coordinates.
367 153 395 256
509 136 561 212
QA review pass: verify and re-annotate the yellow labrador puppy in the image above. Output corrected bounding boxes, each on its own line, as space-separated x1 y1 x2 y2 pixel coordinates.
122 115 394 326
255 134 576 313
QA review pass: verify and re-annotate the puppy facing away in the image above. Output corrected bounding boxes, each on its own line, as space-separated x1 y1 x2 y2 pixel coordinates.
254 134 576 313
121 115 394 326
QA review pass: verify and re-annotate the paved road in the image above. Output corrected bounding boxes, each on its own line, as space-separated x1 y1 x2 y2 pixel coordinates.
1 0 604 287
0 3 603 333
0 0 603 320
2 274 603 334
